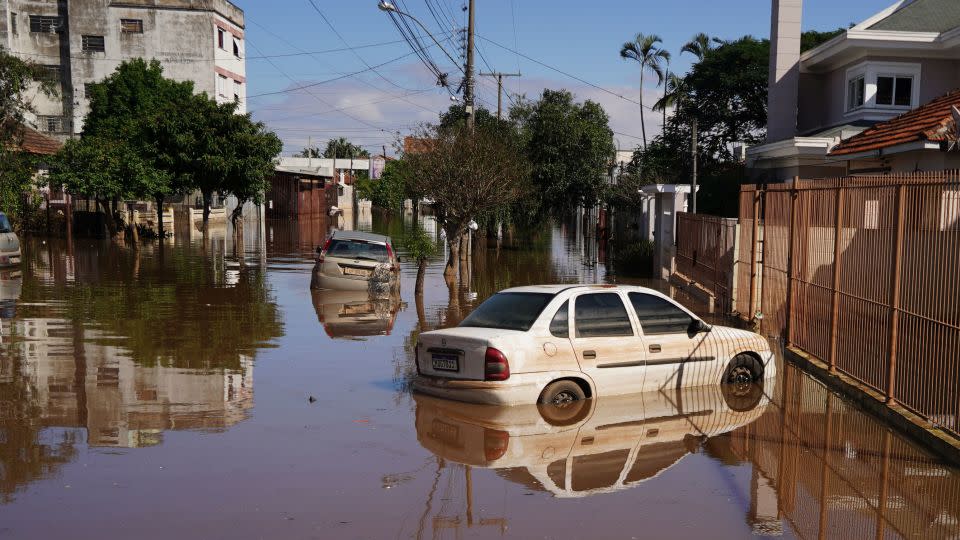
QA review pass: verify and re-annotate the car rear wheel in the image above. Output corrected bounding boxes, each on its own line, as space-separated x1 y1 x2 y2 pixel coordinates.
538 380 586 406
721 354 764 412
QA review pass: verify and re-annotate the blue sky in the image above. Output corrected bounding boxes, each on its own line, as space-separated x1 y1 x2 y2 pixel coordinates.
234 0 894 155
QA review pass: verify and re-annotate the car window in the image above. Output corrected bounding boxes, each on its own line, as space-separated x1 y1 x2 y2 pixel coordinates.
460 292 554 332
0 214 10 234
628 292 694 335
549 301 569 338
574 293 633 338
326 239 389 262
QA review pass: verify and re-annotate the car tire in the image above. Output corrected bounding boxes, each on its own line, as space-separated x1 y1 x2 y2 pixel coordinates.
538 380 586 405
721 354 764 412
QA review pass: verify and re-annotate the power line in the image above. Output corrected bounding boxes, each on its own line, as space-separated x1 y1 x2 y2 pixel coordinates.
477 34 655 112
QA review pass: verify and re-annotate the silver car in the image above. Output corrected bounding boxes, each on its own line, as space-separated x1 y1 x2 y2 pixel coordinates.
310 230 400 291
0 213 21 268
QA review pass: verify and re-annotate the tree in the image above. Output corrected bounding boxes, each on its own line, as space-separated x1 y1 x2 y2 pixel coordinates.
358 159 411 212
405 123 529 278
222 114 282 229
0 46 57 230
323 137 369 159
681 32 720 61
82 59 196 238
402 225 439 295
518 89 615 217
297 147 321 158
619 33 670 150
49 136 168 238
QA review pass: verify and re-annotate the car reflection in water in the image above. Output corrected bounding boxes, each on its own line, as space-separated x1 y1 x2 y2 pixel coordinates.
312 289 403 339
414 378 772 498
0 268 21 320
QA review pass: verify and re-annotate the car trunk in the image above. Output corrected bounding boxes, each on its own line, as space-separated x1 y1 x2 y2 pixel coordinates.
321 255 381 281
0 232 19 255
417 327 519 380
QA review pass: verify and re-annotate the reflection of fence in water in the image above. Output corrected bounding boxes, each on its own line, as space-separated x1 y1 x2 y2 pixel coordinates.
735 172 960 437
729 362 960 539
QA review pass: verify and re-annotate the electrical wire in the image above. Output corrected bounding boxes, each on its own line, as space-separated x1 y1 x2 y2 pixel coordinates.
478 34 656 112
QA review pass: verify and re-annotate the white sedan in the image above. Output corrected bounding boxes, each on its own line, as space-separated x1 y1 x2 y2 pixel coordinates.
413 285 776 405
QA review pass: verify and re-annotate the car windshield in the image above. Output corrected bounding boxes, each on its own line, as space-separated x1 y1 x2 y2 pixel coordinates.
459 292 554 332
326 239 389 262
0 214 10 234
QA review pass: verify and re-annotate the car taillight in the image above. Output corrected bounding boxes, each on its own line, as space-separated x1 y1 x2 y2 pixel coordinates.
386 242 394 259
483 429 510 461
318 237 332 263
484 347 510 381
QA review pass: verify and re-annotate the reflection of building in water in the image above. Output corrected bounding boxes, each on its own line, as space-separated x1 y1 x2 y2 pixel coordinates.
3 318 253 449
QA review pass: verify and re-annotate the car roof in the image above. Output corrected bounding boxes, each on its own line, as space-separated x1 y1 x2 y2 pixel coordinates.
331 230 391 243
500 284 664 296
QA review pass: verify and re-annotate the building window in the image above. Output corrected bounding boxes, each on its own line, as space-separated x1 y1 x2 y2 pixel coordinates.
40 64 60 83
847 76 865 111
29 15 59 34
10 12 17 35
82 35 105 52
217 27 225 49
233 36 241 58
120 18 143 34
217 74 229 97
41 116 62 133
233 80 242 102
876 76 913 107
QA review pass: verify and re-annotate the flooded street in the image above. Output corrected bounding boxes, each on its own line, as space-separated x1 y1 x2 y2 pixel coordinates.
0 214 958 540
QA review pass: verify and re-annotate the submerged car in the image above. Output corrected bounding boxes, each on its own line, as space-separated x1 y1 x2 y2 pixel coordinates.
312 289 402 338
0 212 21 268
413 284 775 406
310 230 400 292
414 381 772 498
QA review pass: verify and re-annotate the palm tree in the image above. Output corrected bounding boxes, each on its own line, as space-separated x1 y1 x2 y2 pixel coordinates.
680 32 720 61
652 72 689 116
620 33 670 151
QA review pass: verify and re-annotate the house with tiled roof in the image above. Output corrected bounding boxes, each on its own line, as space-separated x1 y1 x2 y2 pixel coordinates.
748 0 960 180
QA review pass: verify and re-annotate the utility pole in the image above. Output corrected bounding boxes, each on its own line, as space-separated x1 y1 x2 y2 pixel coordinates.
691 117 698 214
479 71 521 119
465 0 476 129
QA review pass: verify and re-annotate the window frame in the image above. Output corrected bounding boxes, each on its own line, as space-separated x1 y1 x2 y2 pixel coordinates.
844 61 921 115
572 292 635 339
627 292 696 336
29 15 59 34
875 74 913 108
41 116 62 133
10 12 17 35
846 75 865 112
217 27 225 50
549 301 570 339
120 18 143 34
81 35 106 52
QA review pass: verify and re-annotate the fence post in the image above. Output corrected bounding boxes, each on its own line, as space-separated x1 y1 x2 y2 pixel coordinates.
748 190 760 318
827 184 845 372
885 184 906 404
784 177 799 346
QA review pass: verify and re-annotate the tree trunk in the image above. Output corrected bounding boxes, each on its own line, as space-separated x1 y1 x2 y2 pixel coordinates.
444 224 461 278
639 69 647 151
416 283 427 332
415 259 427 295
202 189 212 229
155 196 165 239
412 197 419 224
458 233 469 287
97 198 117 239
128 205 139 248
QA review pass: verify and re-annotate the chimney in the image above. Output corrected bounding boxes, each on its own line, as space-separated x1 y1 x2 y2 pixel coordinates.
766 0 803 143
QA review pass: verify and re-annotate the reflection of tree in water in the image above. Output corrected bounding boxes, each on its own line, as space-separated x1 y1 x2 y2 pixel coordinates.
17 241 284 371
0 360 78 503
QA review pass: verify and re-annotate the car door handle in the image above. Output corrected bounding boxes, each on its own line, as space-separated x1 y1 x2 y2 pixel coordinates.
649 344 662 353
583 350 597 360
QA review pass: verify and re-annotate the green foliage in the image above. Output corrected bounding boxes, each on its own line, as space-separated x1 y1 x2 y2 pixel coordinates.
323 137 369 159
518 89 615 215
50 137 168 202
362 160 411 211
402 225 439 263
801 28 846 52
613 239 655 277
0 150 39 231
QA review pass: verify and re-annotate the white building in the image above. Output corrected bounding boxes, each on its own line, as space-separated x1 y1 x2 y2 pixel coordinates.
0 0 246 139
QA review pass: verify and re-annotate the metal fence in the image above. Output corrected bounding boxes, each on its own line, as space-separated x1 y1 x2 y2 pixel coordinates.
739 171 960 438
675 212 738 313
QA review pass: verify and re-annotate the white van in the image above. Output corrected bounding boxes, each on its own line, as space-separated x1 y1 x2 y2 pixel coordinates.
0 213 20 268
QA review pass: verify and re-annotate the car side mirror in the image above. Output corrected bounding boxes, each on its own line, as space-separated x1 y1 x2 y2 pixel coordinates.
689 319 712 335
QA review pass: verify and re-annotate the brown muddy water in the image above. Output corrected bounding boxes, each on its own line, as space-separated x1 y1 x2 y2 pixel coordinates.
0 213 958 540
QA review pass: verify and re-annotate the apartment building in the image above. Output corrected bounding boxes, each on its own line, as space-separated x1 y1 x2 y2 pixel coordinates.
0 0 246 139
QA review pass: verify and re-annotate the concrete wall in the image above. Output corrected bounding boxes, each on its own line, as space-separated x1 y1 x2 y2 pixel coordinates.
0 0 244 136
766 0 803 143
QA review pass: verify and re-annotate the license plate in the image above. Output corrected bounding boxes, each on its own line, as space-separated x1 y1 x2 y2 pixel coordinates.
431 420 460 445
431 353 459 372
343 266 371 277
